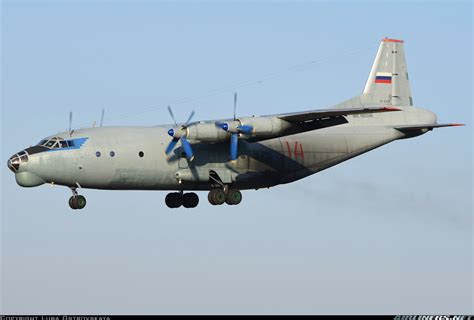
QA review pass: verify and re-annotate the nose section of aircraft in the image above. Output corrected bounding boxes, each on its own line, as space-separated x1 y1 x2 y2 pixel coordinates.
7 154 21 172
7 150 45 187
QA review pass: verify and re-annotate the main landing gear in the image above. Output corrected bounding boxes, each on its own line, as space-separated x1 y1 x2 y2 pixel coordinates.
68 187 86 210
165 191 199 208
208 188 242 206
164 188 242 208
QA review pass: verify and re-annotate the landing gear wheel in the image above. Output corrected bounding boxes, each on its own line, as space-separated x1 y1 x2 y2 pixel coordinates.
69 196 77 210
165 192 183 208
183 192 199 208
69 195 86 210
75 195 87 209
208 189 226 205
225 189 242 205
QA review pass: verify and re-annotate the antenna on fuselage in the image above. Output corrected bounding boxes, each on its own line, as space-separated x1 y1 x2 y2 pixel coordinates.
68 111 73 136
100 108 105 127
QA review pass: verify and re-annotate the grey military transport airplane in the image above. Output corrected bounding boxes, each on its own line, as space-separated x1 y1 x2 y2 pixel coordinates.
7 38 463 210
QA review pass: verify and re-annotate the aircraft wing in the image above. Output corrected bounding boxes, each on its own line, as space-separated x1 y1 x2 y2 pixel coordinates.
278 106 401 122
241 106 401 143
394 123 465 132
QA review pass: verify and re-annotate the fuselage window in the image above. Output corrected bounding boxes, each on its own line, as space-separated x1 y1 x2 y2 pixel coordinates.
68 140 75 147
60 141 68 148
96 151 101 157
110 151 115 157
139 151 144 157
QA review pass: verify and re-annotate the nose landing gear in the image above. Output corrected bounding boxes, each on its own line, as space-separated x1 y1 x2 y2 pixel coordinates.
68 187 86 210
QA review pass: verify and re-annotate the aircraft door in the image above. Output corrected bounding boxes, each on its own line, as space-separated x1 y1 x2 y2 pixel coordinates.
69 149 84 183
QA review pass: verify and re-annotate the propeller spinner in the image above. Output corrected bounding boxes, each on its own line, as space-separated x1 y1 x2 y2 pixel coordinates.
165 106 195 161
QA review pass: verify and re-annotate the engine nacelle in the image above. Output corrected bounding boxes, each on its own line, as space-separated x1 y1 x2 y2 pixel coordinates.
238 116 291 139
183 116 291 143
186 122 230 143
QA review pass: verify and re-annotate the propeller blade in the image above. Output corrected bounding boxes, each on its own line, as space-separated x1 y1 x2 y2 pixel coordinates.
180 136 194 161
167 105 178 126
69 111 73 132
237 125 253 134
233 92 237 120
100 108 105 127
184 110 195 126
165 138 179 155
230 133 238 160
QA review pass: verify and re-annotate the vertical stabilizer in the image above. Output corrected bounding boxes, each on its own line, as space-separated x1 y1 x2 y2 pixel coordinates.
363 38 413 106
335 37 413 108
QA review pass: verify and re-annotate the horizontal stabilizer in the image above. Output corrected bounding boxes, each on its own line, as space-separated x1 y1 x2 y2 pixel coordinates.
394 123 465 132
278 106 400 122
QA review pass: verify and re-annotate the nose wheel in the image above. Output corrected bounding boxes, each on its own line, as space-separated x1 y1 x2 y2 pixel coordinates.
68 187 86 210
69 195 86 210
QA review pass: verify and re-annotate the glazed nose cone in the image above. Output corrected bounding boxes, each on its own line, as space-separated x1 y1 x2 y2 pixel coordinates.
7 150 30 173
7 154 20 173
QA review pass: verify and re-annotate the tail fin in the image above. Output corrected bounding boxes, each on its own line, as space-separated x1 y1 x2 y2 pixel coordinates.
335 37 414 108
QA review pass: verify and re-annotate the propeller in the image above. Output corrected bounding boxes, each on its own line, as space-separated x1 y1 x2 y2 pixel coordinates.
165 105 195 161
215 92 253 160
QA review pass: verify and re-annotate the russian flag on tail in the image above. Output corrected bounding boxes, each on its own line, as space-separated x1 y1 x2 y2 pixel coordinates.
375 72 392 84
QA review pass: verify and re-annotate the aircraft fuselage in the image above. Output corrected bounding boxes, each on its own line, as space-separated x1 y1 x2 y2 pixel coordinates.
9 106 436 191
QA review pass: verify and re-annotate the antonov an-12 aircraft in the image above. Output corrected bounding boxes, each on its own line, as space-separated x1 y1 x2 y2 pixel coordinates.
7 38 463 210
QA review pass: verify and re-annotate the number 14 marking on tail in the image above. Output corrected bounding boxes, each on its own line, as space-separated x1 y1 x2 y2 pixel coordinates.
284 141 304 160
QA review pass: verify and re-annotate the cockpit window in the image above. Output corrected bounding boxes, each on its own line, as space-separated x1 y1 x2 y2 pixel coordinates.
37 137 68 149
45 140 57 148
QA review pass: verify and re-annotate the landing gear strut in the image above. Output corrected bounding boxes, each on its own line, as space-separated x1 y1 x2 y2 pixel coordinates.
208 188 242 206
165 191 199 208
68 187 86 210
